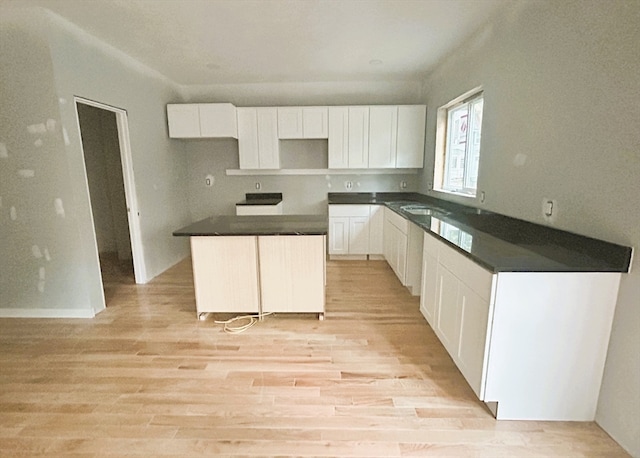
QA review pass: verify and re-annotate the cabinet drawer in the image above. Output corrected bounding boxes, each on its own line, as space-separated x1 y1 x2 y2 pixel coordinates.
423 232 440 259
438 242 494 302
329 205 370 217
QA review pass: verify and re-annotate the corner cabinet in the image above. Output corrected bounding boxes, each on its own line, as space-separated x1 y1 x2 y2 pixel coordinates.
167 103 238 138
237 107 280 169
420 231 622 421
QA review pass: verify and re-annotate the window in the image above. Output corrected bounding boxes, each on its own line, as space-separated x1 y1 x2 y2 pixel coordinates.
434 88 484 197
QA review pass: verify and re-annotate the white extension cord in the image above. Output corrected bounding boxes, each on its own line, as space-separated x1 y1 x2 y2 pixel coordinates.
214 312 273 334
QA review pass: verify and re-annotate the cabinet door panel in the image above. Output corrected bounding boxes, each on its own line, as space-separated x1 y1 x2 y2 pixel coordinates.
167 104 201 138
457 283 490 398
396 105 426 168
199 103 238 138
328 107 349 168
347 106 369 168
368 205 384 255
396 229 408 284
435 265 460 356
349 216 369 255
258 236 325 313
277 107 303 139
256 108 279 169
237 108 260 169
329 217 349 255
303 107 328 138
420 251 438 327
190 236 259 314
369 106 398 168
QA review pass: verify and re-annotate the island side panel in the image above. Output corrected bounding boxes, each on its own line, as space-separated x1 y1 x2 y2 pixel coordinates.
190 236 260 315
258 235 326 313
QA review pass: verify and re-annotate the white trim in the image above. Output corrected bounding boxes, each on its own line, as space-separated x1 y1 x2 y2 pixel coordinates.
74 97 148 286
0 308 95 319
226 168 420 176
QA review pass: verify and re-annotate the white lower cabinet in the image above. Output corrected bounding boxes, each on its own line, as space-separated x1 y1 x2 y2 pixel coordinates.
383 207 422 294
420 231 622 421
328 205 383 258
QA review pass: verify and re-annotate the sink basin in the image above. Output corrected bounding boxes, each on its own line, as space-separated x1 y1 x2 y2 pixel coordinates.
400 205 449 217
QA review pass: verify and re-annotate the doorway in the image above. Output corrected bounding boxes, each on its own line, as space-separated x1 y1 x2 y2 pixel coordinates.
75 98 146 307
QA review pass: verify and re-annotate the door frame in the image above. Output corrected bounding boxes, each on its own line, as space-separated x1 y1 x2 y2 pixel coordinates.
74 97 147 286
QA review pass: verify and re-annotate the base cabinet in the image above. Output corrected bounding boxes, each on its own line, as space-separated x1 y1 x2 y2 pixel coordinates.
189 235 325 316
420 232 621 421
328 205 383 258
383 208 422 294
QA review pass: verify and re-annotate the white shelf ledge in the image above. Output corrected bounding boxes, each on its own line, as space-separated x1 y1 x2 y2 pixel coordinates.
226 168 420 176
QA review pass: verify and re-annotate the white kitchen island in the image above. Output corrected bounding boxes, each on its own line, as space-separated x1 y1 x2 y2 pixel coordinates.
173 215 327 319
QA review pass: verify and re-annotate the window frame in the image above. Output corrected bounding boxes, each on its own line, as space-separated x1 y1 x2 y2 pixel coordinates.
433 87 484 198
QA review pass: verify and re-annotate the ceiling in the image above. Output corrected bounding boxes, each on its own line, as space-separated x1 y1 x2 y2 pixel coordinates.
2 0 510 86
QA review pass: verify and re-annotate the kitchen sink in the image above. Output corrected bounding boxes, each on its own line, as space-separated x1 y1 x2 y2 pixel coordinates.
400 204 449 217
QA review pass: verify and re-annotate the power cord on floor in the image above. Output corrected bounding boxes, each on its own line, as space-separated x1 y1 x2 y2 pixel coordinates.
214 312 273 334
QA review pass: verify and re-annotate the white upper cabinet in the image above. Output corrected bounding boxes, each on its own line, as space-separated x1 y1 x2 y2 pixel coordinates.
302 107 329 138
347 106 370 168
237 107 280 169
278 107 328 139
369 106 398 168
328 107 349 168
167 103 237 138
199 103 238 138
396 105 426 168
328 106 370 168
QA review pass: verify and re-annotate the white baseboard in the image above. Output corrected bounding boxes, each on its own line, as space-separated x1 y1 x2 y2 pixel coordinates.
0 308 95 318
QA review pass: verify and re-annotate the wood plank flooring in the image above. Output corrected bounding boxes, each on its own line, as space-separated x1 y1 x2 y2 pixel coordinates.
0 258 630 457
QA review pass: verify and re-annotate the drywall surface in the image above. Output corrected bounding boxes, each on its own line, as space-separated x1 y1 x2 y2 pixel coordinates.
0 7 190 317
0 9 93 316
418 1 639 455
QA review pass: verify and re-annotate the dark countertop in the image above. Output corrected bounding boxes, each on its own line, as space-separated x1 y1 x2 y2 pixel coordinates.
236 192 283 206
173 214 327 237
328 192 632 273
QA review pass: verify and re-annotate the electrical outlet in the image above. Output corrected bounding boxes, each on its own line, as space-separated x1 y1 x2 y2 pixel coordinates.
400 180 407 189
205 174 214 187
255 182 261 190
542 198 557 222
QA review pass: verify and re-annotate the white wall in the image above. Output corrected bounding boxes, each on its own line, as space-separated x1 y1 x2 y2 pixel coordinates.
418 1 639 455
181 82 423 219
0 7 191 316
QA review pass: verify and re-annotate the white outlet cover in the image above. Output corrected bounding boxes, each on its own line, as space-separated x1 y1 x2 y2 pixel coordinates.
205 174 215 187
542 197 557 222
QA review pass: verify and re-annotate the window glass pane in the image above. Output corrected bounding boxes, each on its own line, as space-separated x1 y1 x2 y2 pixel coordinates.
463 97 483 190
444 103 469 191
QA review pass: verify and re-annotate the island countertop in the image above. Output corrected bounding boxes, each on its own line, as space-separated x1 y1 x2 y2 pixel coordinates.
173 214 327 237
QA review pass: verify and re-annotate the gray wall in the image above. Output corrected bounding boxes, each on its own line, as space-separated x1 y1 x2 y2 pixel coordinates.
0 7 191 316
418 1 639 455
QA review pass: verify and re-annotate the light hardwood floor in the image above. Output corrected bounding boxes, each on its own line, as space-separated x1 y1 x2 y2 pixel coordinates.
0 258 630 457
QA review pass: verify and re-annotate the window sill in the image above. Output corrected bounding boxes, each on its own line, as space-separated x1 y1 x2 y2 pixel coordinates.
433 188 477 199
